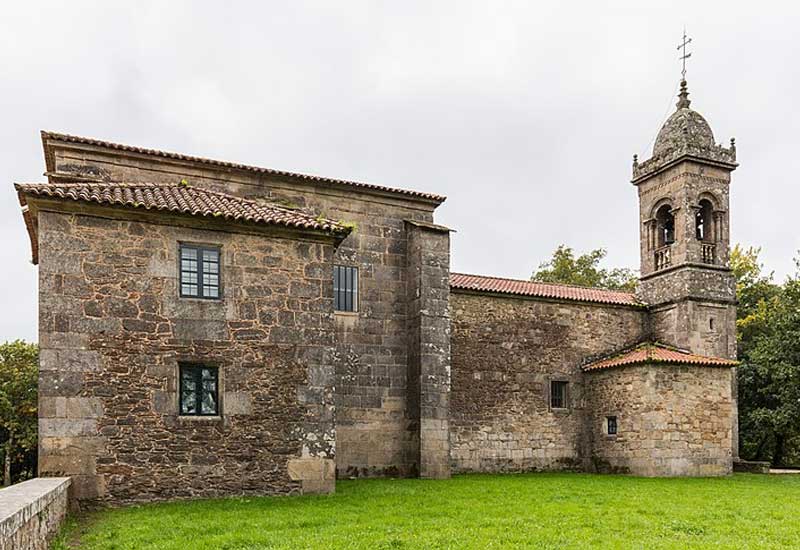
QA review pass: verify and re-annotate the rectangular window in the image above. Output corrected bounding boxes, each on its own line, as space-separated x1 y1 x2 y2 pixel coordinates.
180 244 220 299
334 265 358 312
607 416 618 435
179 365 219 416
550 380 568 409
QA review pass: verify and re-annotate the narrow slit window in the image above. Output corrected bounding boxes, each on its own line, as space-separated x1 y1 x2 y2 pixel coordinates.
179 365 219 416
180 245 220 299
550 381 568 409
334 265 358 312
607 416 618 435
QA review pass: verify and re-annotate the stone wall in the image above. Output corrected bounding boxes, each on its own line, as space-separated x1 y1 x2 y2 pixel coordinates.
44 139 446 479
649 299 737 360
586 364 734 476
38 207 338 506
0 477 70 550
449 291 648 473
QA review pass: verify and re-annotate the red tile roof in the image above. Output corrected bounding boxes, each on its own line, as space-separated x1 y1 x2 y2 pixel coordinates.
583 342 738 372
16 182 352 264
41 131 446 204
450 272 642 307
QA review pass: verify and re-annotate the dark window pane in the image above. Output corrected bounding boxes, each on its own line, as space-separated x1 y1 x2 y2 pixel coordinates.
334 265 358 312
551 381 568 409
180 245 221 299
607 416 618 435
334 266 341 310
180 365 219 416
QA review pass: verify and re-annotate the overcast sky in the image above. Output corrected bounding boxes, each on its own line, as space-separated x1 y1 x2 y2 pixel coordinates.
1 2 798 342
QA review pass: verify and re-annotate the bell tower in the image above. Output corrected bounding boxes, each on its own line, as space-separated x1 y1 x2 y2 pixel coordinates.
633 79 738 361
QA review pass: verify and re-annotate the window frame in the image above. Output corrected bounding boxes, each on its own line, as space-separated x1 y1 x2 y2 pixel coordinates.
606 415 618 436
334 264 359 313
179 364 220 417
179 243 222 300
550 380 569 410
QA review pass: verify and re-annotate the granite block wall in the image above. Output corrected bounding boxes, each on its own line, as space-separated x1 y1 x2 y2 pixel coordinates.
37 208 338 506
586 364 734 476
406 221 451 478
44 140 445 479
449 291 648 473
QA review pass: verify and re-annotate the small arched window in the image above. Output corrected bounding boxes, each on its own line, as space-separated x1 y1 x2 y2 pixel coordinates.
655 204 675 246
696 199 714 241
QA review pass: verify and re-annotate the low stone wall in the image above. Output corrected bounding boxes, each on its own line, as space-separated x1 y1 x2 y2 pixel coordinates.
0 477 71 550
733 459 771 474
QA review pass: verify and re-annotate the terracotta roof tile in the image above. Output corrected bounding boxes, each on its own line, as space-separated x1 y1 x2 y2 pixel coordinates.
41 131 446 204
16 182 352 264
450 272 642 307
583 342 738 372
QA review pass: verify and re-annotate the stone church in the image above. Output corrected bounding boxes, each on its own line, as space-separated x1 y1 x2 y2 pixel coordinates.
16 79 739 507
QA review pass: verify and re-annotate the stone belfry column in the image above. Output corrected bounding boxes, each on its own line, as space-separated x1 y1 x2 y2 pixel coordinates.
405 220 451 479
632 79 740 457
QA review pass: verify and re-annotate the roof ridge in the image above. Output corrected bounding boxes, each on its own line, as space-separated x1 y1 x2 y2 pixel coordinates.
450 271 637 296
40 131 447 203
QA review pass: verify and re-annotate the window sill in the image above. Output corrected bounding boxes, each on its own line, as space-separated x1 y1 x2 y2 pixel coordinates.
334 311 359 317
178 415 222 421
550 408 570 414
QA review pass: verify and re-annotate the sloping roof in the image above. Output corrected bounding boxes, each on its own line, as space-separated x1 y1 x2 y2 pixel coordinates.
583 342 738 372
41 131 446 204
15 182 352 264
449 272 642 307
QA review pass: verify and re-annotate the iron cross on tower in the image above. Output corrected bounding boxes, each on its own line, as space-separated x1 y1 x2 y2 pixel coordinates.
677 29 692 79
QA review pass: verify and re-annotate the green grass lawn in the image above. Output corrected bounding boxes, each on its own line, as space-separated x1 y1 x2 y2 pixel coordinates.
54 473 800 549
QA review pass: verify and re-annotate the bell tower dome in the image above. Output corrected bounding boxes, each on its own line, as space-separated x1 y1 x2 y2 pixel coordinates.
633 79 738 361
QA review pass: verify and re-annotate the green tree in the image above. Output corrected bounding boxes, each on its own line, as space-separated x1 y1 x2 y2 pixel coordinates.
736 250 800 466
0 340 38 486
531 245 638 291
730 245 780 353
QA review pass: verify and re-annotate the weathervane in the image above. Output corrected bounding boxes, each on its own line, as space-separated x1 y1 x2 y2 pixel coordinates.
677 29 692 79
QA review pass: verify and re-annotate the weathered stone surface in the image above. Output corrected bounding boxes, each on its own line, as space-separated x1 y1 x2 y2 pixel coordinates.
406 222 451 479
43 138 445 480
586 364 734 476
38 210 339 507
449 292 648 473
